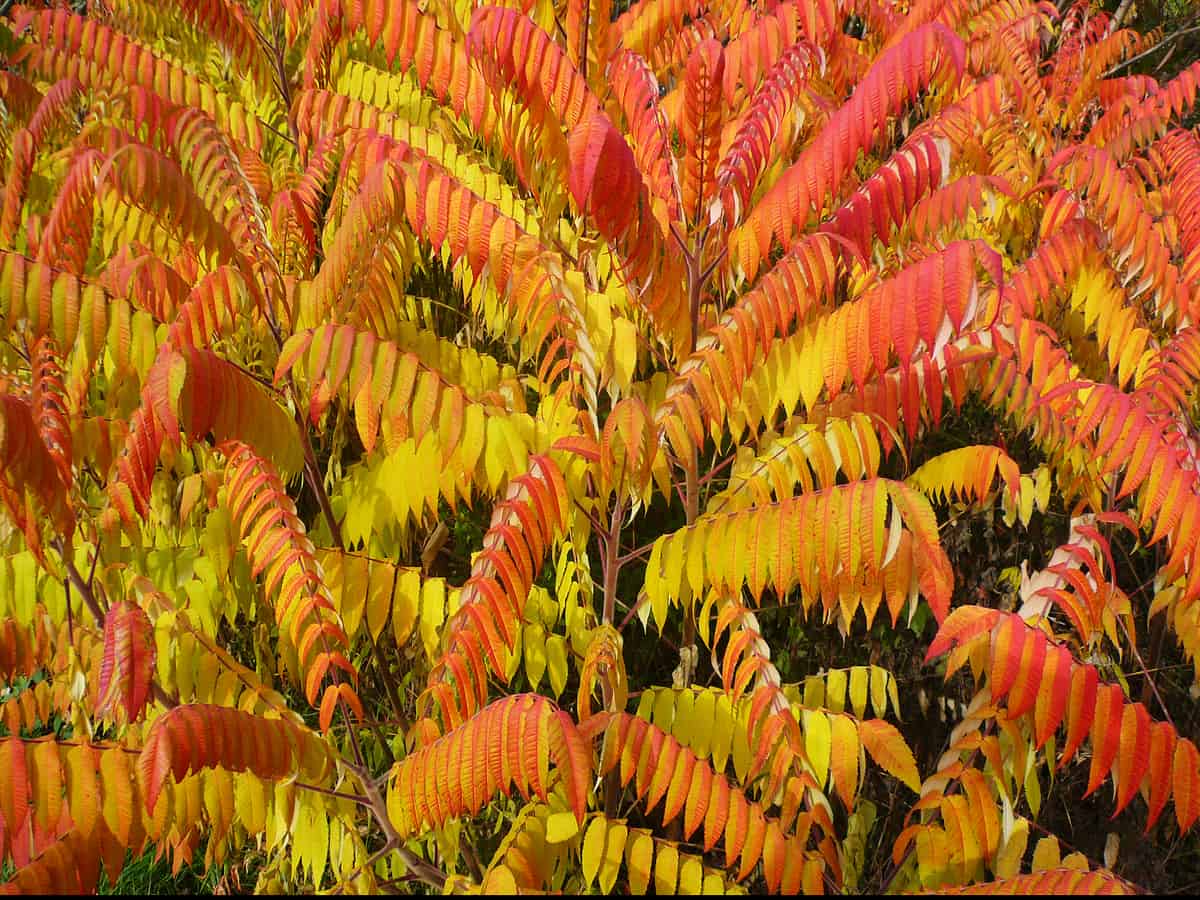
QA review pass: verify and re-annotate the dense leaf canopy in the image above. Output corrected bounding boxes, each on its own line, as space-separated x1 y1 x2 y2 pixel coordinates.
2 0 1200 894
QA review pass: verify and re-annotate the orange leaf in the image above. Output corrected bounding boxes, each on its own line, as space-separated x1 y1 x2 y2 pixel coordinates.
1085 684 1124 798
1114 703 1151 816
1173 740 1200 832
860 719 920 792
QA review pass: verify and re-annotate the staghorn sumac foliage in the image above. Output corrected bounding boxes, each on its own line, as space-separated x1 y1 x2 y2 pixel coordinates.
5 0 1200 894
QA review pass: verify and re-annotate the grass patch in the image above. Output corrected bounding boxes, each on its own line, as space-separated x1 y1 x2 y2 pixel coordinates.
98 847 224 895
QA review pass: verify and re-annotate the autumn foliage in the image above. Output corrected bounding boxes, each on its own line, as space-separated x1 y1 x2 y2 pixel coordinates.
3 0 1200 894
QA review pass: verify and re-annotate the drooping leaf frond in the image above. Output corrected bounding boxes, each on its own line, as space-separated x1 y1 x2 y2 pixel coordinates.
715 40 819 228
680 39 725 226
386 694 590 838
221 441 361 726
921 868 1137 895
739 23 966 269
0 392 74 545
644 478 953 627
11 7 265 148
584 711 828 891
110 344 301 521
137 703 334 812
607 49 682 231
929 607 1200 831
3 0 1200 894
423 455 569 725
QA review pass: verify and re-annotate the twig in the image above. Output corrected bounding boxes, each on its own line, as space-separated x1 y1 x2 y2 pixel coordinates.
617 591 649 632
459 831 484 883
293 780 368 805
1108 0 1136 34
615 541 655 566
571 494 607 535
349 762 450 891
696 450 737 486
601 496 626 626
1103 18 1200 78
64 567 73 644
57 541 105 624
327 837 399 894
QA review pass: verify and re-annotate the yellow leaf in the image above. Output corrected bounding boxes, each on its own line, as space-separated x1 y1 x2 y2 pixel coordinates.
803 710 832 789
651 689 675 732
731 705 753 784
366 561 394 641
506 626 525 682
100 748 133 845
646 540 668 631
1024 755 1041 817
457 404 486 482
29 740 62 830
826 668 848 713
1035 464 1051 512
994 817 1028 879
702 872 727 894
524 624 547 689
849 667 869 719
235 773 267 836
888 675 902 720
679 856 703 894
804 675 825 707
627 830 653 894
600 822 627 893
1031 835 1061 872
712 695 734 773
654 843 679 894
1062 851 1089 871
203 769 234 836
869 667 889 718
698 591 719 647
419 577 445 662
663 535 687 606
612 318 638 390
298 802 329 886
582 817 607 888
482 865 518 893
393 569 420 646
673 690 695 750
917 827 950 889
1019 477 1034 526
546 635 568 697
65 744 100 838
339 553 369 640
545 811 580 844
691 691 716 760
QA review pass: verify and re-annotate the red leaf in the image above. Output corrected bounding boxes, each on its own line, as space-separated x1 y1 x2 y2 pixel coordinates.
567 113 642 240
95 600 156 723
